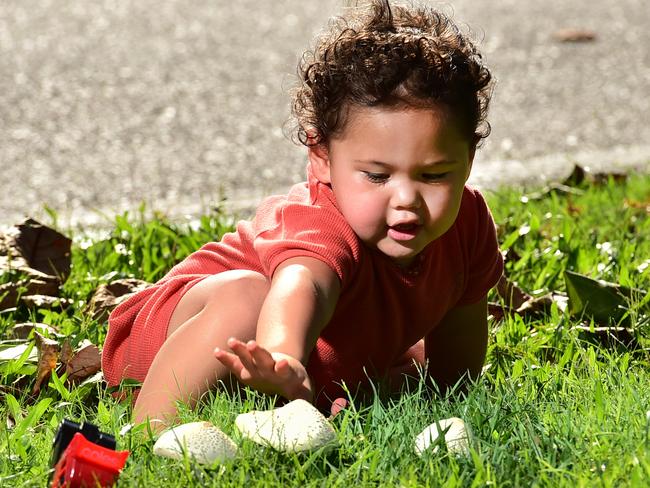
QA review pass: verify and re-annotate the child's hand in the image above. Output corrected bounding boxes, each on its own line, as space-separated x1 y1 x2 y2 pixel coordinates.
215 338 313 402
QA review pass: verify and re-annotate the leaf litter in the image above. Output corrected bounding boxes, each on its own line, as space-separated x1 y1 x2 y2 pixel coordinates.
0 219 150 401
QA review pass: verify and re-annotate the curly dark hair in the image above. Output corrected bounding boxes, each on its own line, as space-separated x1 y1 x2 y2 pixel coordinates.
291 0 493 147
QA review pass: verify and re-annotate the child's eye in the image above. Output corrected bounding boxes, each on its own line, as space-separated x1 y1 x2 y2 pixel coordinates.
422 172 449 182
362 171 389 184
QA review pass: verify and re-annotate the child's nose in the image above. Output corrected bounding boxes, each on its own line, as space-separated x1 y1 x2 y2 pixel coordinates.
391 182 421 209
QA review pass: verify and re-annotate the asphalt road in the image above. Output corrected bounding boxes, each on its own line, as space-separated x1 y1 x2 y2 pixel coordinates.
1 0 649 228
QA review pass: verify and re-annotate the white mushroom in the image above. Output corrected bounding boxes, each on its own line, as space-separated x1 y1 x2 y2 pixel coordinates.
414 417 472 456
153 421 238 464
235 399 337 452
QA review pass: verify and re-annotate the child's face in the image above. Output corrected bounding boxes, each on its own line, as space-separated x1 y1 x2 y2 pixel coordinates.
309 105 475 266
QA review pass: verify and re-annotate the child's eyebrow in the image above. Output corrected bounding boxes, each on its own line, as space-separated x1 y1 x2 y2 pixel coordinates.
355 159 460 168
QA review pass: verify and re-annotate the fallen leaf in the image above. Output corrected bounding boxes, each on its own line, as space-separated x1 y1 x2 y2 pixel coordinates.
624 198 650 213
3 219 71 281
85 279 150 322
78 371 104 386
491 275 569 322
0 343 38 362
496 275 531 310
21 294 70 310
572 325 638 350
517 293 568 316
0 271 60 311
522 183 585 201
65 340 102 383
32 333 60 395
566 195 583 216
564 270 646 325
501 248 522 265
0 254 29 271
487 302 512 322
562 165 587 186
590 172 628 185
60 339 74 365
553 28 597 42
11 322 61 340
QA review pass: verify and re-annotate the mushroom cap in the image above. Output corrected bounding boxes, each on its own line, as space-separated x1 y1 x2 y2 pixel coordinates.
235 399 337 452
153 421 238 464
414 417 472 456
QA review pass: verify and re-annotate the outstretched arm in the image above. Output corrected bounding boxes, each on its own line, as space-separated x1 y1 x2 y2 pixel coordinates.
215 256 340 401
424 296 488 393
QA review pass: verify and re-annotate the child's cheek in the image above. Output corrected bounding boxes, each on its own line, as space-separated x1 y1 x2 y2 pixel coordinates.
340 193 387 242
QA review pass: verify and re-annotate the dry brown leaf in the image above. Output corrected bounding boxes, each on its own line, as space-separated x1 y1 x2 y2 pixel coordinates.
572 325 638 349
60 338 74 365
590 172 628 185
566 202 583 217
501 248 522 265
491 275 568 322
85 279 150 322
624 198 650 213
11 322 61 340
0 271 60 311
488 302 512 322
65 340 101 383
3 219 72 281
562 165 587 186
0 343 38 362
0 282 20 311
515 293 566 316
32 333 60 395
21 295 70 310
496 275 531 310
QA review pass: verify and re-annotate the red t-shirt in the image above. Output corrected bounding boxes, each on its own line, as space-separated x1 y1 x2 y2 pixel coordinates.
102 170 503 406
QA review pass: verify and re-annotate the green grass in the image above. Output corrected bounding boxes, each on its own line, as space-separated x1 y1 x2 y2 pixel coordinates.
1 174 649 487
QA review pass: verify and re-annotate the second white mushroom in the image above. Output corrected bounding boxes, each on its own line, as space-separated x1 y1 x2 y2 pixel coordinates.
235 399 337 452
414 417 472 456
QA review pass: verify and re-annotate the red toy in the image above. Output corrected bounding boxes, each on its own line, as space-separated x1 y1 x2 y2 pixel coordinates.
50 419 130 488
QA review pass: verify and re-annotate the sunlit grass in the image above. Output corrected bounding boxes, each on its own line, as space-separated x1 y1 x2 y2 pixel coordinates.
1 173 649 487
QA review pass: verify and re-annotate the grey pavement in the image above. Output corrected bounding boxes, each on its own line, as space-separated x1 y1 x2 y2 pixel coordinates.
1 0 649 229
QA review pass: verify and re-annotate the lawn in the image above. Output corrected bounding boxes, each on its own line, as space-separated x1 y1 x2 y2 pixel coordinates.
1 170 649 487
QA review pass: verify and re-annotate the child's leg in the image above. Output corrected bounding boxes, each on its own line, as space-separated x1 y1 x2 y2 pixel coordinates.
133 270 269 428
387 339 425 392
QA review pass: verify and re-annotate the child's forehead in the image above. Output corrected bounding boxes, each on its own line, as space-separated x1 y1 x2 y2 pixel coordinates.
339 103 454 133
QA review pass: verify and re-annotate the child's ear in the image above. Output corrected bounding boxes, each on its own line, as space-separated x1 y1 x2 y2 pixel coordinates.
308 143 332 184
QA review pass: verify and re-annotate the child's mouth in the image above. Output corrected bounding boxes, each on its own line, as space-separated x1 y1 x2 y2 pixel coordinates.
388 223 420 241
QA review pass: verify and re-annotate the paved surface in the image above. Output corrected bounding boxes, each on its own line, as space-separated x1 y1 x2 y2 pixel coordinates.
1 0 649 228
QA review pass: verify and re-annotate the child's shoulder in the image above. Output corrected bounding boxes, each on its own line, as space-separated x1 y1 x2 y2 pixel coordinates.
460 185 491 216
453 185 497 238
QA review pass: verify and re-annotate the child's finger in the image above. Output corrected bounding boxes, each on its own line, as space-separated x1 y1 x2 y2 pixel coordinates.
246 341 276 371
273 358 292 378
226 339 257 373
214 348 245 377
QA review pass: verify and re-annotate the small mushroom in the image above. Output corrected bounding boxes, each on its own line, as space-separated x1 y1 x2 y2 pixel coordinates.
414 417 472 456
153 421 237 464
235 399 337 452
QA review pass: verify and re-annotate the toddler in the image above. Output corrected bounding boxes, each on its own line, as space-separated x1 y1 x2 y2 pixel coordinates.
102 0 503 427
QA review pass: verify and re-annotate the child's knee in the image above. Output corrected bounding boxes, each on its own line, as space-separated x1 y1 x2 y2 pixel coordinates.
168 270 269 337
203 270 270 309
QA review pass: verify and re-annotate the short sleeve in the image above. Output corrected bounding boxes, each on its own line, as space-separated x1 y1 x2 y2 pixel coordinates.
456 187 504 306
252 191 361 287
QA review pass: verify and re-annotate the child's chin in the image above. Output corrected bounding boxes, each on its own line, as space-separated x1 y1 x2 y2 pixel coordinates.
383 249 419 266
